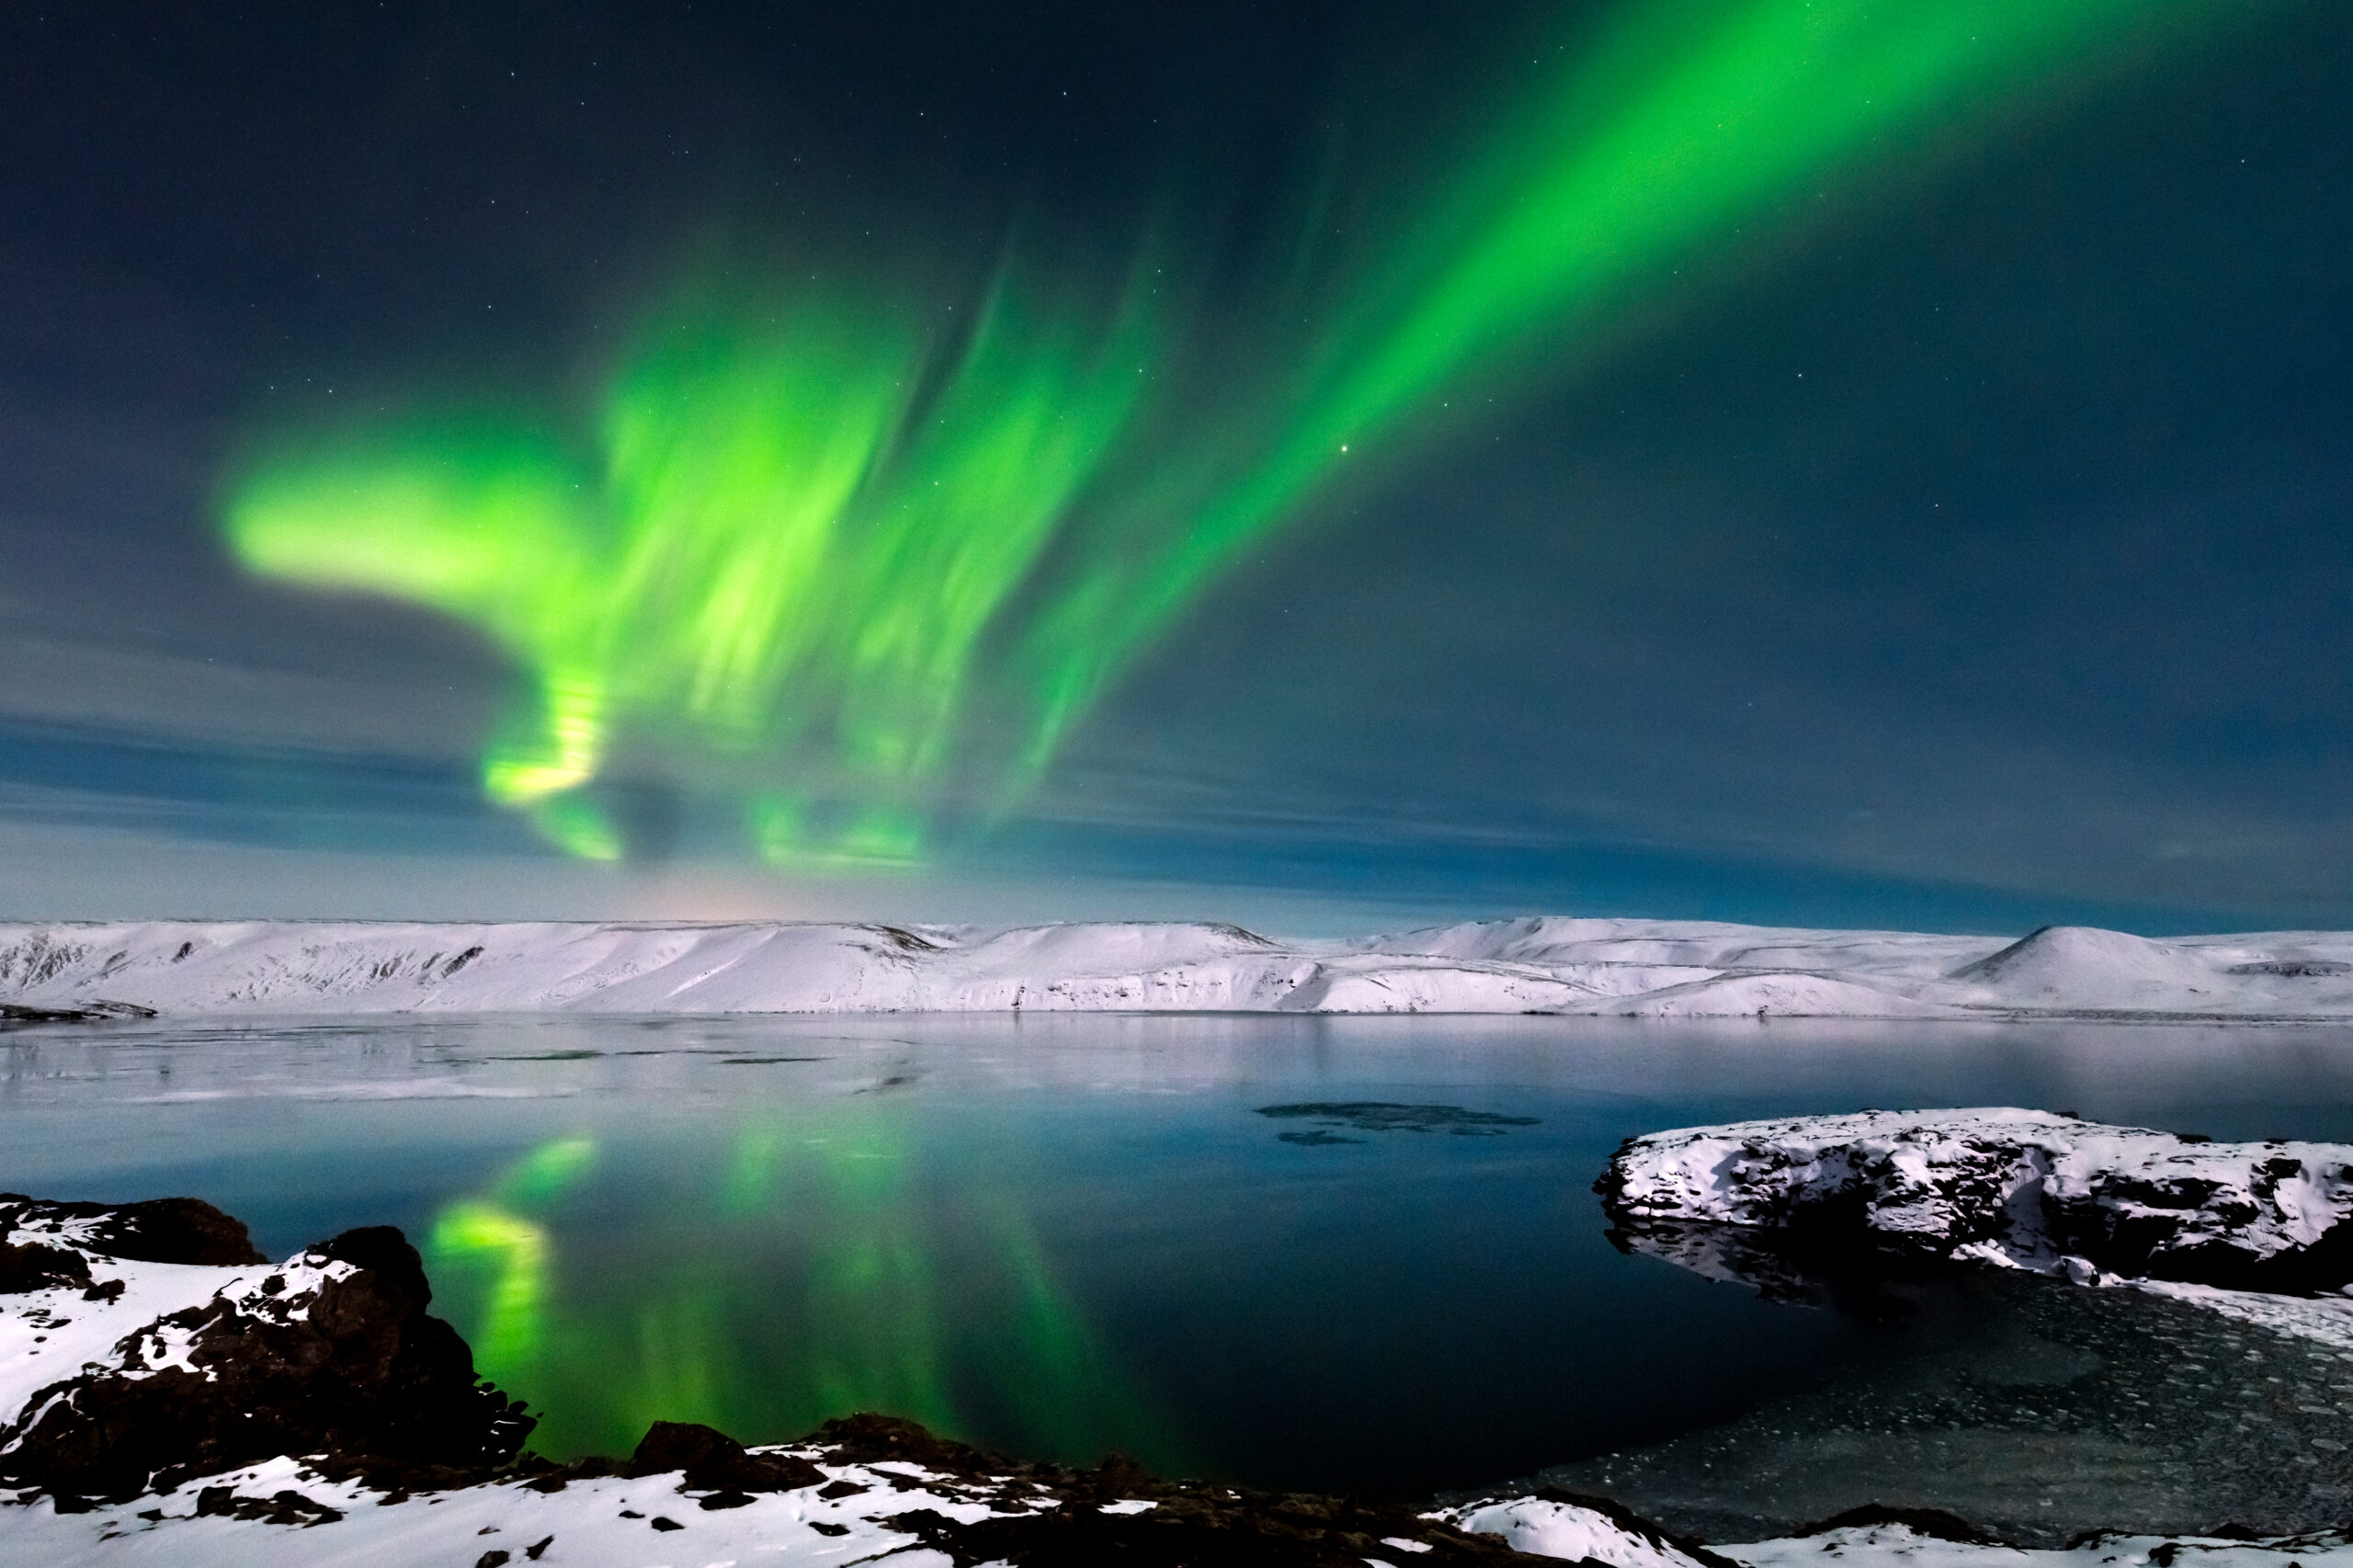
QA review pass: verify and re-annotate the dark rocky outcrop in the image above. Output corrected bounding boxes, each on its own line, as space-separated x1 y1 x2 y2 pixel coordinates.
0 1217 531 1502
1790 1503 2003 1545
191 1483 347 1526
626 1420 826 1495
0 1193 267 1267
813 1410 1001 1476
0 1239 94 1293
1597 1109 2353 1294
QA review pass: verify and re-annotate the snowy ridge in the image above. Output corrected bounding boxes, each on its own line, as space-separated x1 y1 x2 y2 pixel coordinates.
0 1444 1144 1567
14 915 2353 1017
1600 1108 2353 1286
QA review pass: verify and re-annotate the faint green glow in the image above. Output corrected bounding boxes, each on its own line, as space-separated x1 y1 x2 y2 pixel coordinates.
501 1137 600 1205
423 1114 1172 1464
223 0 2234 860
972 1193 1160 1462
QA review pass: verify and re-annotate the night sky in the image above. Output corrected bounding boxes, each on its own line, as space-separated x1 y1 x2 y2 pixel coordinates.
4 0 2349 934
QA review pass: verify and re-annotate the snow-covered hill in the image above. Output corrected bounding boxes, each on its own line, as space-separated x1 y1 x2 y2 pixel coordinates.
9 915 2353 1018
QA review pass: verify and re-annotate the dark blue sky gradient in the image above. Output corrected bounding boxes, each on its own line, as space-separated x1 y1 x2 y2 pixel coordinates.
1 1 2349 932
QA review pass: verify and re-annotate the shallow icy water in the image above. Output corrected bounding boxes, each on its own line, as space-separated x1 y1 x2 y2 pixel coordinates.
6 1014 2353 1501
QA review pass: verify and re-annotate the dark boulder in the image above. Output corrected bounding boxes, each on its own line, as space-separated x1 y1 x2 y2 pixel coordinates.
628 1420 825 1493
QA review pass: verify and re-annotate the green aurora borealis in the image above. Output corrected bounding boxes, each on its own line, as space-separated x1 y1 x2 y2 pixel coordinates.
424 1119 1170 1463
222 0 2237 867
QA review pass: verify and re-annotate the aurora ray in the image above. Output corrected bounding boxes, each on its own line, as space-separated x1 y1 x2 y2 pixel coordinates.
222 0 2238 864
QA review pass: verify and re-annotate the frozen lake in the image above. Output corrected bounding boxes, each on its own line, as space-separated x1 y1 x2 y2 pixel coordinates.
6 1014 2353 1505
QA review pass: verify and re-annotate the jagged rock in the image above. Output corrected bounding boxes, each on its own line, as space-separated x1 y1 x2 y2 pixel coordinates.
192 1483 346 1526
1598 1108 2353 1292
627 1420 826 1494
813 1411 998 1477
0 1240 93 1293
0 1213 531 1501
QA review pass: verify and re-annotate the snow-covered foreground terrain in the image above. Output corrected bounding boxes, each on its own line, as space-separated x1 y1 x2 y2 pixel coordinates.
12 915 2353 1017
14 1167 2353 1563
18 1465 2353 1568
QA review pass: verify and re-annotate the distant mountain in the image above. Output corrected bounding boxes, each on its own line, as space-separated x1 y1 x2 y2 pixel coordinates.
7 915 2353 1018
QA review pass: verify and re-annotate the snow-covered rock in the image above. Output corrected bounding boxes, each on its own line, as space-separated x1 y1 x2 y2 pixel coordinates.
1599 1109 2353 1292
0 1444 1074 1567
1431 1493 1733 1568
0 1430 1587 1566
0 1198 532 1502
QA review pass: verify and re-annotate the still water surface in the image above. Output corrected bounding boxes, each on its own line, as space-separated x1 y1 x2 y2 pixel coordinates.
6 1015 2353 1497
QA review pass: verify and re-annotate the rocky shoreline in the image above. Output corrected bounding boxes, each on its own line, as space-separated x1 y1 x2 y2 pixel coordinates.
1565 1109 2353 1544
10 1114 2353 1562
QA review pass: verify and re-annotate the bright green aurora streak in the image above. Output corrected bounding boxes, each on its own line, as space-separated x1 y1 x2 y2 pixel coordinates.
224 0 2234 864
